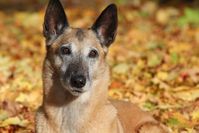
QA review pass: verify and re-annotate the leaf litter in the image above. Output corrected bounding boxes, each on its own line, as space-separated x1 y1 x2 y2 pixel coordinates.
0 1 199 132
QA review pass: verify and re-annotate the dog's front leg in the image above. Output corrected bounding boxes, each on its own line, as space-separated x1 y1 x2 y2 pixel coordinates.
35 107 57 133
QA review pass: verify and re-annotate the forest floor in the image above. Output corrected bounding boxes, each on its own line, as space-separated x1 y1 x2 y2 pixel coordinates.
0 1 199 133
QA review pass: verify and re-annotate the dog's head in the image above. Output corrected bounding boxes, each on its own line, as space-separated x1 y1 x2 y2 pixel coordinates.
43 0 117 96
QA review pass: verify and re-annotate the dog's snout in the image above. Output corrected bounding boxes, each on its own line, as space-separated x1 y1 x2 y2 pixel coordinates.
70 75 86 88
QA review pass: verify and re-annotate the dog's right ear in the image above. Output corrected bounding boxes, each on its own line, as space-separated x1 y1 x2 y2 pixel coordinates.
91 4 118 48
43 0 69 42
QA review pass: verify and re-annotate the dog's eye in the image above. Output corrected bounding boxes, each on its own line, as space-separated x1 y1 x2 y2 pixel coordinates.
61 47 71 55
89 50 98 58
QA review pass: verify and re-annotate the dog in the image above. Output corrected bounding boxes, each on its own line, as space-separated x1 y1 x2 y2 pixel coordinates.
35 0 168 132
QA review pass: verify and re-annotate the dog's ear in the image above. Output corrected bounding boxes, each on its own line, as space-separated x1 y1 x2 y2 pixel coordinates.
91 4 118 47
43 0 69 41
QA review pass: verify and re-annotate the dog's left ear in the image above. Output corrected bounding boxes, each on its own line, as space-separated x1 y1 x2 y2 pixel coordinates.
43 0 69 42
91 4 118 47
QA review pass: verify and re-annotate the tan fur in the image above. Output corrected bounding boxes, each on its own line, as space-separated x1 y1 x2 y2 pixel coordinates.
35 28 169 133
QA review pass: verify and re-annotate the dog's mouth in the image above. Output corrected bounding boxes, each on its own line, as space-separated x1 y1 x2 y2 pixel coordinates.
72 89 83 93
70 89 84 96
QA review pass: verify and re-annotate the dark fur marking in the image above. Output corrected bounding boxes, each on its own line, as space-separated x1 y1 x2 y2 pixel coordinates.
76 29 85 41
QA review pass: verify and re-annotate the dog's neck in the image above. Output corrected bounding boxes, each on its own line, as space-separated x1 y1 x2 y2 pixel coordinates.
42 59 110 131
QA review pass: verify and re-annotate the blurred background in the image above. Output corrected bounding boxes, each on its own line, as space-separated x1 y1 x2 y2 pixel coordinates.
0 0 199 132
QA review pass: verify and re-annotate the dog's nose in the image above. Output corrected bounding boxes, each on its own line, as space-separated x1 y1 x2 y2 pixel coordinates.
70 75 86 88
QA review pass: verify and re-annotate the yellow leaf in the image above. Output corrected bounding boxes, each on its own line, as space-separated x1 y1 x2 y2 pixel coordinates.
15 93 28 103
157 71 168 81
1 116 28 127
191 109 199 120
113 63 130 75
173 89 199 101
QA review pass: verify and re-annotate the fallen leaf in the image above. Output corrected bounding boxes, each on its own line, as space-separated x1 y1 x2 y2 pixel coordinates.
1 116 28 127
173 89 199 101
113 63 130 75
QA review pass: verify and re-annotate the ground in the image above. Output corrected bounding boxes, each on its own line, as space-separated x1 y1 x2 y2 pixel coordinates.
0 1 199 133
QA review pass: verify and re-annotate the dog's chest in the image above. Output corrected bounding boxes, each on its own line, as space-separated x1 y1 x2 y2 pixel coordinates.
52 103 119 133
54 105 85 133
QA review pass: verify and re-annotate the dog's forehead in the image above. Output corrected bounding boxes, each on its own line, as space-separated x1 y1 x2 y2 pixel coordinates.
53 28 100 49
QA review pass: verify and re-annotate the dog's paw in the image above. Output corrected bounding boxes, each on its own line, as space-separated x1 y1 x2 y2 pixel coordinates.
136 122 169 133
